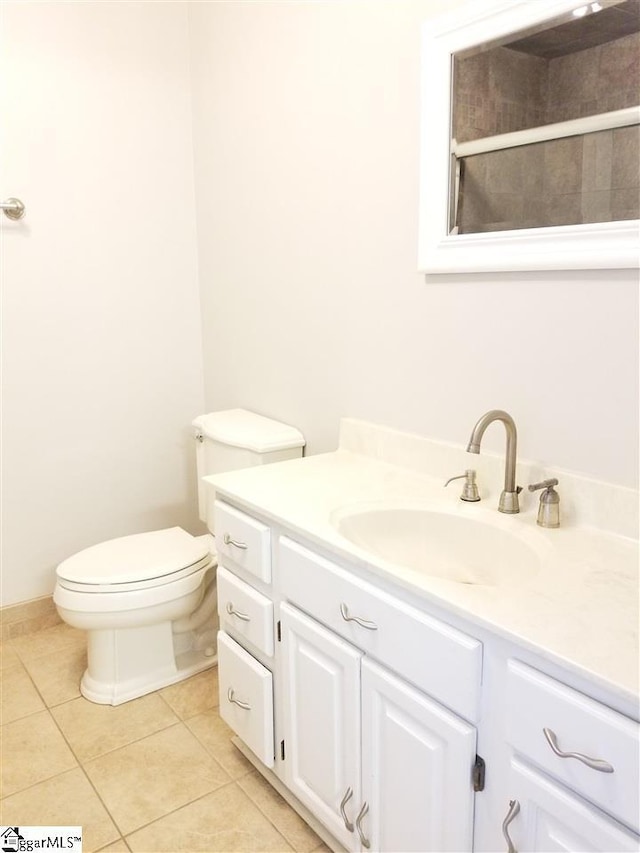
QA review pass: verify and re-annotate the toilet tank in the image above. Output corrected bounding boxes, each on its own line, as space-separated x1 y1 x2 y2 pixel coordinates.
192 409 305 526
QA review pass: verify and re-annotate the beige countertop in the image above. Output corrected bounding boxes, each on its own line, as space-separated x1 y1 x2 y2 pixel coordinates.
207 445 639 707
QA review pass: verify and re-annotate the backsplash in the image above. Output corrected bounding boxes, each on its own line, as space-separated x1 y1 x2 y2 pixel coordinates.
338 418 639 541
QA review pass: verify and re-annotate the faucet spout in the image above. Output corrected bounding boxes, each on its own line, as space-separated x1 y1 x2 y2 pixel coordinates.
466 409 520 513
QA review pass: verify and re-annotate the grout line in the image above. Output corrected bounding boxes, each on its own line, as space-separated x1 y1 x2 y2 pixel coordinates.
121 777 242 846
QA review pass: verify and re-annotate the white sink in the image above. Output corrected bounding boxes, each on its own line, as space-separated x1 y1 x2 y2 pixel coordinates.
331 502 545 586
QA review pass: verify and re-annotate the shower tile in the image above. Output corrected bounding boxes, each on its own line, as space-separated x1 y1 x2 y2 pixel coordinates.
52 692 179 762
582 131 613 193
239 770 322 853
186 710 254 780
84 723 231 835
23 642 86 707
581 191 612 224
544 138 583 195
611 187 640 221
159 666 218 719
612 126 640 189
0 767 119 852
125 782 294 852
1 709 78 797
598 33 640 96
0 664 45 723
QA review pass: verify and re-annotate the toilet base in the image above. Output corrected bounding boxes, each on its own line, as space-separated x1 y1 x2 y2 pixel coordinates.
81 621 218 705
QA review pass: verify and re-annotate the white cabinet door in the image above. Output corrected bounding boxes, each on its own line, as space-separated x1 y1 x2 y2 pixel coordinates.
503 758 640 853
361 658 477 853
280 602 362 851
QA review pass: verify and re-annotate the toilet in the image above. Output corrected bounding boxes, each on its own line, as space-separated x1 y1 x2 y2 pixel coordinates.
54 409 304 705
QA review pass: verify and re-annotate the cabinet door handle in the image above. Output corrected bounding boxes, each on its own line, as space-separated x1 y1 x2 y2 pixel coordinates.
339 602 378 631
223 533 248 550
339 786 354 832
502 798 520 853
225 602 251 622
227 688 251 710
543 728 614 773
355 801 371 849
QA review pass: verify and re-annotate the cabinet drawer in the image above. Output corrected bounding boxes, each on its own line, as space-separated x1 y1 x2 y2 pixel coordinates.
217 565 274 657
506 660 640 832
217 631 274 767
279 536 482 722
215 501 271 583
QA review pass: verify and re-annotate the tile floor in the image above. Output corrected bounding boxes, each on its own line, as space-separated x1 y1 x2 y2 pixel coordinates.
0 623 329 853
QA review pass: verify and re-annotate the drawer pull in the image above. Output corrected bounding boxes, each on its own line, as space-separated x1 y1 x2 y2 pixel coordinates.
225 602 251 622
502 798 520 853
227 687 251 710
355 801 371 849
339 786 354 832
339 602 378 631
223 533 248 550
543 728 615 773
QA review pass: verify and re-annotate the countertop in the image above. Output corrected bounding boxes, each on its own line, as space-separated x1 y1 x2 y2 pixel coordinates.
206 448 639 706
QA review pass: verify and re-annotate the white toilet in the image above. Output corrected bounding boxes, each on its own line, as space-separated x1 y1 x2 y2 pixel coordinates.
54 409 304 705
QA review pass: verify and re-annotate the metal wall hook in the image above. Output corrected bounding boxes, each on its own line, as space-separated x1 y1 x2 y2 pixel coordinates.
1 198 26 220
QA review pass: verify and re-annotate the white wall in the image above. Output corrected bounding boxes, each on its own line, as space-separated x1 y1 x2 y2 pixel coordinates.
1 2 205 606
188 0 638 489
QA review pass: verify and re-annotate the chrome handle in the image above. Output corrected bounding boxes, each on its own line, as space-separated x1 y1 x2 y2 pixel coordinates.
528 478 559 492
225 602 250 622
502 799 520 853
227 688 251 710
543 728 614 773
339 603 378 631
339 787 354 832
223 533 248 550
355 801 370 849
1 198 25 220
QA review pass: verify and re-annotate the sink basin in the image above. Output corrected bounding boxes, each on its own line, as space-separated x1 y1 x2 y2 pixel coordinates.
331 503 543 586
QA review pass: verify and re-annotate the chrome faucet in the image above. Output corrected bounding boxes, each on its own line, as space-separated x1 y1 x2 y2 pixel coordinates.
466 410 521 513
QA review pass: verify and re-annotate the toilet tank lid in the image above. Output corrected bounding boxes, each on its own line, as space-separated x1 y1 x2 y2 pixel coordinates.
192 409 305 453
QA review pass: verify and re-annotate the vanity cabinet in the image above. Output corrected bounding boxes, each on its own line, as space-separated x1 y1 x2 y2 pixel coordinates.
280 601 477 852
501 758 640 853
278 536 480 852
214 501 277 769
211 498 640 853
497 660 640 852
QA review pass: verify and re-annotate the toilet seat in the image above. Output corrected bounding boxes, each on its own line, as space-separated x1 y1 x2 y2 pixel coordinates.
56 527 213 594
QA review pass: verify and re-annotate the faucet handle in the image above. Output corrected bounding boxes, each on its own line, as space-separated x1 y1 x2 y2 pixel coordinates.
444 469 480 502
528 479 560 528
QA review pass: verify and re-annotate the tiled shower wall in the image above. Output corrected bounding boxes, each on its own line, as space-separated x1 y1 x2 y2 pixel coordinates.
453 33 640 232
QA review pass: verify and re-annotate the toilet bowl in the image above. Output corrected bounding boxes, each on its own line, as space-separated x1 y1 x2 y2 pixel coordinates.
54 527 219 705
53 409 305 705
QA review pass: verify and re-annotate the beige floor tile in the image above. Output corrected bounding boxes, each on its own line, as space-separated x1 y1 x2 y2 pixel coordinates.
126 782 295 852
10 624 85 663
1 709 78 797
24 642 86 707
52 692 179 762
239 771 322 853
84 723 231 835
159 667 218 720
0 642 20 670
96 841 130 852
0 767 120 852
0 663 46 723
186 710 253 780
